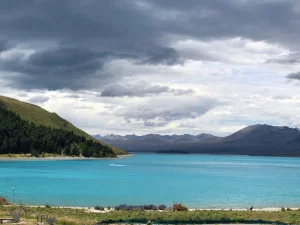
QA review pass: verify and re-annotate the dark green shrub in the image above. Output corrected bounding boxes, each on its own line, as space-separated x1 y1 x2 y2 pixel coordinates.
158 204 167 210
149 204 158 210
116 204 128 210
281 207 285 211
114 204 162 211
94 206 104 211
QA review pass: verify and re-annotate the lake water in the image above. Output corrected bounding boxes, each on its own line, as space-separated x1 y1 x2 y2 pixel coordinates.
0 153 299 208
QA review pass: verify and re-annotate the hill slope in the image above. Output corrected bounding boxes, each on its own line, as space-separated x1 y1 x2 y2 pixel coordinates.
0 95 90 139
0 95 127 156
95 125 300 156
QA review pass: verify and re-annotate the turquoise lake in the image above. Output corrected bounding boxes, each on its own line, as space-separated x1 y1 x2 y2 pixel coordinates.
0 153 299 208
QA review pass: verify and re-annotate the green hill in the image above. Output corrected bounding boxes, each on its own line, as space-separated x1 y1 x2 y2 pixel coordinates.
0 96 91 138
0 95 127 156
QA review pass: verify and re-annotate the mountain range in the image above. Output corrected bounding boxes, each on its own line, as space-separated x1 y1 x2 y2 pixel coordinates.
94 125 300 156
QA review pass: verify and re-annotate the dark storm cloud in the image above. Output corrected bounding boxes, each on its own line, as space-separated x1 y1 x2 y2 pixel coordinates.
0 40 10 52
0 47 113 89
140 48 182 65
3 0 297 46
0 0 299 90
287 72 300 81
1 0 299 50
148 0 300 46
28 48 102 68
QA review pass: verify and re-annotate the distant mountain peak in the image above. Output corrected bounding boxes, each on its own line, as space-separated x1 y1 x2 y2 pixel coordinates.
94 124 300 156
223 124 300 144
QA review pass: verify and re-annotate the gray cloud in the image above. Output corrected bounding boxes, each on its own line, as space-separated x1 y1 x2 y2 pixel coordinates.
0 40 10 52
101 84 169 97
1 0 298 47
172 88 195 95
0 0 300 90
100 83 195 97
267 53 300 64
118 96 220 126
272 95 293 100
64 94 81 99
28 95 49 104
0 47 117 90
287 72 300 81
140 47 182 65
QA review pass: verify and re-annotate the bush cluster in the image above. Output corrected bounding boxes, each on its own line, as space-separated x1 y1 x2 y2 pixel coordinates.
114 204 168 211
45 204 52 208
94 206 105 211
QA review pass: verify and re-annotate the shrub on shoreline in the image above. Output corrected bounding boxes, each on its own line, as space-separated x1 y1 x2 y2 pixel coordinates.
45 204 52 208
94 206 105 211
172 202 188 211
158 204 167 210
114 204 168 211
0 196 9 205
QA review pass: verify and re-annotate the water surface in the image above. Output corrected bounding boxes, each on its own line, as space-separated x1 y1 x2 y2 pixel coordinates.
0 153 299 208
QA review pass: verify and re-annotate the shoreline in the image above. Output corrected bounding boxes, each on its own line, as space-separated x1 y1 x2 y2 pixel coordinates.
0 154 132 161
6 204 299 213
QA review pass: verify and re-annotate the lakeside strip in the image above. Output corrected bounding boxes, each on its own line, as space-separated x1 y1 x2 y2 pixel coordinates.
0 154 132 161
9 205 300 213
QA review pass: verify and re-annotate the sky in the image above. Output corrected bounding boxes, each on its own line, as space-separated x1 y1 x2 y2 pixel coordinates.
1 0 300 136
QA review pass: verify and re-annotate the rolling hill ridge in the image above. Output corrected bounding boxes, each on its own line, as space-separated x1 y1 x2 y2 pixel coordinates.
0 95 90 139
0 95 126 156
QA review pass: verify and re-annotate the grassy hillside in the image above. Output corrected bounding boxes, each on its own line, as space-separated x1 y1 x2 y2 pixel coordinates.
0 95 126 155
0 96 90 138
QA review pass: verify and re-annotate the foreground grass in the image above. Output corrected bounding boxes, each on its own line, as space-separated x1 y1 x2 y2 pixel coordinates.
0 205 300 225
